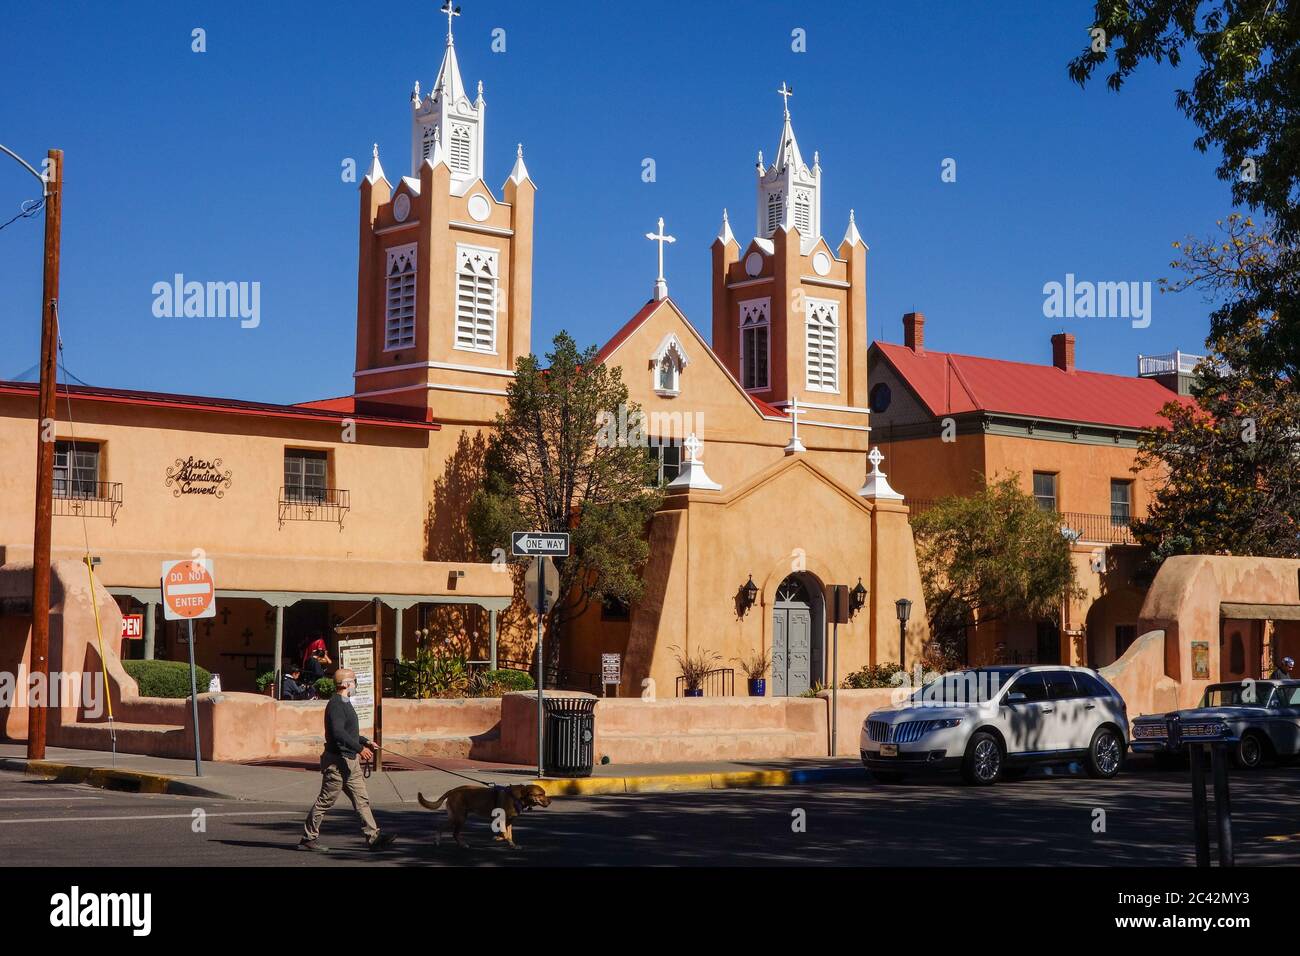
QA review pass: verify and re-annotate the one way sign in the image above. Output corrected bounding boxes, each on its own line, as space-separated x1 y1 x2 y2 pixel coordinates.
512 531 570 557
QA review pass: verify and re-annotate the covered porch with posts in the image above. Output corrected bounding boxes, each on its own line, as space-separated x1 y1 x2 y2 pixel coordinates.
4 545 515 696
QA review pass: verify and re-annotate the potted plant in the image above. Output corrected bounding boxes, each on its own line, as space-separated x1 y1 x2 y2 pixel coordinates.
255 670 277 697
670 644 721 697
734 649 770 697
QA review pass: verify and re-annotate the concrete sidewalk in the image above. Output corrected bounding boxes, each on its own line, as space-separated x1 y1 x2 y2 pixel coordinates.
0 744 866 805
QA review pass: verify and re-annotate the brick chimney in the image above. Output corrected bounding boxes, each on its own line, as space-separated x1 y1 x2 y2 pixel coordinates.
1051 332 1075 372
903 312 925 353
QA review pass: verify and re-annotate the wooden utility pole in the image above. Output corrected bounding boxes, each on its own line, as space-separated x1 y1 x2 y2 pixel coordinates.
28 148 62 760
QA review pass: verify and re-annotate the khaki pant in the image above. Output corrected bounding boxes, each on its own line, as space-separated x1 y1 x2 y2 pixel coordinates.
303 752 379 843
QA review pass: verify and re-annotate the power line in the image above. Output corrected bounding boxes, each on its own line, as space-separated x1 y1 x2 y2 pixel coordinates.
0 196 44 233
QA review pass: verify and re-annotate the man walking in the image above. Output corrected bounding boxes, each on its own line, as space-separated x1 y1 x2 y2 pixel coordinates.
298 667 396 852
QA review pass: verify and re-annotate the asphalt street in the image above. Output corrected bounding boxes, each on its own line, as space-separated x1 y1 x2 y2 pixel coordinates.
2 764 1299 866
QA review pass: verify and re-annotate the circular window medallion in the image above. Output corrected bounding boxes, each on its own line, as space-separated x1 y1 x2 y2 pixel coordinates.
467 193 492 222
744 251 764 277
392 193 411 223
869 382 892 414
812 251 832 276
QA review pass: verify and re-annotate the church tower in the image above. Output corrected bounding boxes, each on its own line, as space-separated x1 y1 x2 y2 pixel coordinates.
711 84 868 421
353 1 535 425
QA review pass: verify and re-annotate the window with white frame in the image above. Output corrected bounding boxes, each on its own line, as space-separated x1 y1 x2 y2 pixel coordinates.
54 440 101 498
739 298 770 391
650 333 688 396
766 191 783 234
420 123 438 163
455 244 498 353
384 243 418 350
805 298 839 392
645 443 681 486
449 124 472 174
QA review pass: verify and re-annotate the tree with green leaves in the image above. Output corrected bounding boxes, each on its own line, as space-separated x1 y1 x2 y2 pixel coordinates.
468 332 665 669
1134 216 1300 564
911 477 1083 663
1069 0 1300 378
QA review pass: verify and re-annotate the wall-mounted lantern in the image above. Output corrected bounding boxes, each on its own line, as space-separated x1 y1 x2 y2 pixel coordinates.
850 578 868 618
738 575 759 615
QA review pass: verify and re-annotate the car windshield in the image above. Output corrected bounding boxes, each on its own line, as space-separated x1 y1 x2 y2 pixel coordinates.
1200 683 1276 708
910 668 1017 706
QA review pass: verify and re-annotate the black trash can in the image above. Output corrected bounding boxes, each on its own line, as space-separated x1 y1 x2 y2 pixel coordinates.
543 696 596 777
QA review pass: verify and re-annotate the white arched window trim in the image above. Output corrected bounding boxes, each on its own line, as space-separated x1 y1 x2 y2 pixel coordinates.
650 332 690 397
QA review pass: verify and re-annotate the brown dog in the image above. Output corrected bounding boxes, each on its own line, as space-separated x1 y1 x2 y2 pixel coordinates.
417 783 551 848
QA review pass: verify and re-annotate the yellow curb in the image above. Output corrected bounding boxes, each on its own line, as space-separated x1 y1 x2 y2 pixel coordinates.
710 769 793 789
16 760 175 794
531 767 839 796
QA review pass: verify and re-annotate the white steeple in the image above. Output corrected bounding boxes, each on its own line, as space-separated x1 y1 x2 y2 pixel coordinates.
716 208 736 245
365 143 388 186
411 1 486 194
756 81 821 253
841 208 864 248
507 143 531 186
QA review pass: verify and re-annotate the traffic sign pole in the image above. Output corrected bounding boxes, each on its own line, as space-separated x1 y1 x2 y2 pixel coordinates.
536 555 545 780
160 558 216 779
186 619 202 777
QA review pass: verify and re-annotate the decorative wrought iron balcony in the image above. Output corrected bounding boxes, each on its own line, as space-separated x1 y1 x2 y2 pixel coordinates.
52 479 123 523
1059 511 1136 546
278 486 350 527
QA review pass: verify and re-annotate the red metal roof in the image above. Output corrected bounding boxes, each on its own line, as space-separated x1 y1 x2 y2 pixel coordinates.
0 381 439 430
873 341 1192 430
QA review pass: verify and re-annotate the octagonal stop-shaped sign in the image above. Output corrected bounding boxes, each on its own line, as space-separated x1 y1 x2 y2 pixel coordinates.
161 558 216 621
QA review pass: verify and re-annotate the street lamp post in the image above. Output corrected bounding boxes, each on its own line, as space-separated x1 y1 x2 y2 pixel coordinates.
895 598 912 672
2 144 62 761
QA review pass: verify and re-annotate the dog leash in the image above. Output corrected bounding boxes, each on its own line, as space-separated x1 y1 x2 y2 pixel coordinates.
362 743 494 787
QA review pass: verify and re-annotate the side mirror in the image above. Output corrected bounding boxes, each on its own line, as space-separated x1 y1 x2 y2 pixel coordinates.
1005 692 1027 704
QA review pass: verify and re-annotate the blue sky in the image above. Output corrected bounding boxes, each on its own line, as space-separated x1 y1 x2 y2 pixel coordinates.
0 0 1230 405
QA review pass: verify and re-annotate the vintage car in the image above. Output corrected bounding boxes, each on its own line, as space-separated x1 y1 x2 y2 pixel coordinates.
1130 679 1300 769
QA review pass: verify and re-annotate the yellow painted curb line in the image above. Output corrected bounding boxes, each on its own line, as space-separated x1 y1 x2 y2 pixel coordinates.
17 760 174 795
531 767 849 796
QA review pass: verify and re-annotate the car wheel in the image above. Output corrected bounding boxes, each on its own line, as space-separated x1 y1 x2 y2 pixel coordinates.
1232 732 1266 770
1086 726 1124 779
872 770 905 783
961 732 1002 785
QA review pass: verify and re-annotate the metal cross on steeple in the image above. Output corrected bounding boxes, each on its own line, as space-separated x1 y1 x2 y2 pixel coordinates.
441 0 461 44
645 216 676 302
777 81 794 119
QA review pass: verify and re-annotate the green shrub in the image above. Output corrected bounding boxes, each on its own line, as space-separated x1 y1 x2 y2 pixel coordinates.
842 662 902 689
474 668 534 696
315 677 336 697
255 670 276 692
123 659 213 699
394 648 471 699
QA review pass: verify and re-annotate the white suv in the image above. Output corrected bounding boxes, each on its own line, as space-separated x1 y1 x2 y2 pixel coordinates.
860 665 1128 785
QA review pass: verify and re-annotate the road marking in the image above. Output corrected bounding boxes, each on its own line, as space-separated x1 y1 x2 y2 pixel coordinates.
0 810 299 825
0 796 104 802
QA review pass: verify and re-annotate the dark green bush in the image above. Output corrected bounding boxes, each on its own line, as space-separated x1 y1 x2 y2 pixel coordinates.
478 668 535 694
315 677 336 697
842 662 902 689
123 659 213 698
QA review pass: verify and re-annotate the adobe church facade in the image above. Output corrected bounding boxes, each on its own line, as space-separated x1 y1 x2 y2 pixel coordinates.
338 13 929 694
0 9 928 704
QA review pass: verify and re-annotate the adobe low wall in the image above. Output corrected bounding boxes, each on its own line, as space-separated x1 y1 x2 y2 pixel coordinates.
816 687 903 756
1098 630 1180 718
496 691 835 765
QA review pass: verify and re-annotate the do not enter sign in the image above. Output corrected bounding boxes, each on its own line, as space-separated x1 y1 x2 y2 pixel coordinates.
161 559 216 621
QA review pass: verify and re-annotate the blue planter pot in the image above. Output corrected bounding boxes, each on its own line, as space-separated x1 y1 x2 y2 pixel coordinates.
747 678 766 697
684 688 704 697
